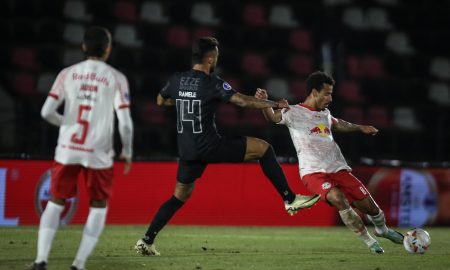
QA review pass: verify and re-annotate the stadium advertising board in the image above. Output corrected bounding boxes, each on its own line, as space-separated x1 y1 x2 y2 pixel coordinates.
0 160 336 226
1 160 449 227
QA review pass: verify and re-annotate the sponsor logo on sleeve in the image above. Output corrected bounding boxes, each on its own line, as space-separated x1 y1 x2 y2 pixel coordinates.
223 82 232 91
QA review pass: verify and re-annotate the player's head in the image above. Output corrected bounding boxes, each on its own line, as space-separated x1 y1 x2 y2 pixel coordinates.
192 37 219 72
82 26 112 60
306 71 335 110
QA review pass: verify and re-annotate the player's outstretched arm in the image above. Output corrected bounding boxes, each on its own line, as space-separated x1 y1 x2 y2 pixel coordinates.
332 118 379 135
229 91 288 110
41 97 63 126
254 88 283 123
157 94 175 106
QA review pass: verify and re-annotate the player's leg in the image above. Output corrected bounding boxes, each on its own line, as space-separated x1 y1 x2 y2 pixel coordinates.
30 163 79 270
136 160 205 256
352 196 404 244
71 167 112 270
245 137 320 212
326 187 383 253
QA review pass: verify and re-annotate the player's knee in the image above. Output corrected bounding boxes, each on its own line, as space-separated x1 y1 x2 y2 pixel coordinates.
256 140 270 157
326 188 349 210
90 200 107 208
51 198 66 206
174 182 195 202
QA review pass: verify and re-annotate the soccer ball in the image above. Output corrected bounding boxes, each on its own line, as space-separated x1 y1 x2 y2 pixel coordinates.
403 228 431 254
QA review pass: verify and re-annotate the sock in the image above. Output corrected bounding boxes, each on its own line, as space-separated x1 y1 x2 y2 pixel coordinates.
36 201 64 263
259 146 295 203
367 210 389 235
72 207 107 270
144 196 184 244
339 208 376 247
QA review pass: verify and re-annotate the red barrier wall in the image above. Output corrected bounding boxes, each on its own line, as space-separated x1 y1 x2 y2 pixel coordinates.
0 160 337 226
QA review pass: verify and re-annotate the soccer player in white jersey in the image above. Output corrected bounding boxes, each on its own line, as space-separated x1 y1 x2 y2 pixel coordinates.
255 71 403 253
28 26 133 270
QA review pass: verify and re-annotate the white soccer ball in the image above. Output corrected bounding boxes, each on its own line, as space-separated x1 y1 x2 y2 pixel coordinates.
403 228 431 254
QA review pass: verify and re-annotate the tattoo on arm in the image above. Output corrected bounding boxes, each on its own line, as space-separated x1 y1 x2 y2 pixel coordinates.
332 118 361 132
262 108 282 123
230 93 277 109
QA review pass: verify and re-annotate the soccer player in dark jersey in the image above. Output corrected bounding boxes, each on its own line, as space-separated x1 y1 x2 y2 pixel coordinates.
134 37 320 256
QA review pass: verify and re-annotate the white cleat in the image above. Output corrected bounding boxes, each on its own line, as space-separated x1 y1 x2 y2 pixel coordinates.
285 194 321 216
135 239 161 256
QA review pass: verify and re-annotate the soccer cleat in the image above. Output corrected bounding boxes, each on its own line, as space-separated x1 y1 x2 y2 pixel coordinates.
70 266 83 270
374 229 404 244
135 239 160 256
284 194 321 216
369 241 384 254
25 262 47 270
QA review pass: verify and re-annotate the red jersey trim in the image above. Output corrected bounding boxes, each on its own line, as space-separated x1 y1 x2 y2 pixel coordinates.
298 103 319 111
48 93 59 100
118 104 130 109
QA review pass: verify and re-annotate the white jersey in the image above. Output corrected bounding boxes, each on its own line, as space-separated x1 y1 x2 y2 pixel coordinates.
48 59 130 168
278 104 351 178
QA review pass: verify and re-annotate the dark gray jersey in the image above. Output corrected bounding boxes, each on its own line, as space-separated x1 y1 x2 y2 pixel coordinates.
160 69 236 160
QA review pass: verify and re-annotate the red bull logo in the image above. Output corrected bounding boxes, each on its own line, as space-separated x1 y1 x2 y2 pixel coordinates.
309 123 331 137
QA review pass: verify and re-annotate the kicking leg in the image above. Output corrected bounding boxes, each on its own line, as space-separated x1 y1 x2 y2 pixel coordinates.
327 188 383 253
353 197 403 244
245 137 320 213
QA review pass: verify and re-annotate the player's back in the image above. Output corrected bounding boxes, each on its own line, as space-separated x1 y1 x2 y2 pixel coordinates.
160 69 235 160
51 59 129 168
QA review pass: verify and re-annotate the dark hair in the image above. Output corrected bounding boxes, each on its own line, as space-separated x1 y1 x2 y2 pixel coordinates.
192 37 219 64
83 26 112 57
305 71 335 95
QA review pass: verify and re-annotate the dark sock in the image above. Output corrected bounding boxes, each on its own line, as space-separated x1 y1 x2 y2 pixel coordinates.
259 146 295 203
143 196 184 244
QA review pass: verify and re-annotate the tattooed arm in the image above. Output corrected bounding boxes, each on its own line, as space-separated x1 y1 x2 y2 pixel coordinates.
229 91 288 109
332 118 379 135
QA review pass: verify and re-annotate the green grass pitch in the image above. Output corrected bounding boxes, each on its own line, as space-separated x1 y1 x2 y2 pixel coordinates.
1 226 449 270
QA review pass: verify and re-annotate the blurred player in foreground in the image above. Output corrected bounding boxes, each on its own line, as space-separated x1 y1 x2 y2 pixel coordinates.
28 26 133 270
255 71 403 253
134 37 320 256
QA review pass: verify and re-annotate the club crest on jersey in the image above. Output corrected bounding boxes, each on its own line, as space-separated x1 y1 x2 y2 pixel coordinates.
309 123 331 137
321 182 332 190
223 82 232 91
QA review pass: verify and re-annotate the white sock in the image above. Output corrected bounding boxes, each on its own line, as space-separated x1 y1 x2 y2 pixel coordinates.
36 201 64 263
339 208 376 247
72 207 107 269
367 210 389 235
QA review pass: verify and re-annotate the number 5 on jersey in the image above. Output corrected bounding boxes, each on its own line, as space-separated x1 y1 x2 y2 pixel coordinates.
71 105 91 144
176 99 202 133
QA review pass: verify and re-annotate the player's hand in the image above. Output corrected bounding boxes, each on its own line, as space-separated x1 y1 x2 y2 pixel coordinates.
255 88 268 99
275 99 289 109
360 125 378 135
119 154 132 175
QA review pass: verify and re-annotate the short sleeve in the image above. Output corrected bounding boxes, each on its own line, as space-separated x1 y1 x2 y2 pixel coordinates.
114 72 131 110
48 68 69 101
277 107 293 126
159 76 174 99
214 77 236 102
329 111 338 126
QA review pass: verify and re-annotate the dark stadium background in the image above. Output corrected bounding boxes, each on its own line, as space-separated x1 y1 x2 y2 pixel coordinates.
0 0 449 165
